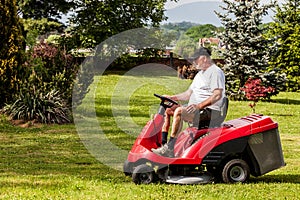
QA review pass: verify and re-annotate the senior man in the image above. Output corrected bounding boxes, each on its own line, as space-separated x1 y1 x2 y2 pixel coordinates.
152 47 226 157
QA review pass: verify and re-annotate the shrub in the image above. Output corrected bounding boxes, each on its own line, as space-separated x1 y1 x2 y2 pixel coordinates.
4 88 70 124
4 41 93 123
241 78 275 113
23 41 85 106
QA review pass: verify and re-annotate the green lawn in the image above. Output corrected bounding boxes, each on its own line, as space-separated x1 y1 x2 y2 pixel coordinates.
1 72 299 199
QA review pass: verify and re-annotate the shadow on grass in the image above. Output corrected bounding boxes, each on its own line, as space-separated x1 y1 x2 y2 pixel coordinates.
273 99 300 105
0 128 128 185
250 174 300 184
267 113 294 117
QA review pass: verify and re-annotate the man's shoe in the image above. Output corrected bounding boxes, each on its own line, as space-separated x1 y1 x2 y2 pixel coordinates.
151 144 174 158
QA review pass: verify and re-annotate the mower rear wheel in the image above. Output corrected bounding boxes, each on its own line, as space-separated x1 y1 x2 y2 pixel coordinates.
132 164 155 184
221 159 250 183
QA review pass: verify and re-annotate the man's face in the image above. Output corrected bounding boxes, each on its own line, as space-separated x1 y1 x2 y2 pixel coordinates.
194 56 206 70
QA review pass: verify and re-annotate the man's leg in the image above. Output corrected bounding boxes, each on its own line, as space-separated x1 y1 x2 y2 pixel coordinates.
168 107 194 149
161 108 171 145
152 106 194 157
161 105 179 145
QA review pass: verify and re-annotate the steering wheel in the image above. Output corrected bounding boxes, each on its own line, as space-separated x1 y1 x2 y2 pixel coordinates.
154 94 178 108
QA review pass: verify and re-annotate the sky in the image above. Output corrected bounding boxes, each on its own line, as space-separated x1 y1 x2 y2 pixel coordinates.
164 0 284 26
60 1 285 26
165 0 284 9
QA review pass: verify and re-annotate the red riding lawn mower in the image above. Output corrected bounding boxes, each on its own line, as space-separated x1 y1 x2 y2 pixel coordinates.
123 94 285 184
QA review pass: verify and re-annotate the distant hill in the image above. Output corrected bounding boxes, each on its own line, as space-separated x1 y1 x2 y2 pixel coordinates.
160 21 200 33
164 2 223 26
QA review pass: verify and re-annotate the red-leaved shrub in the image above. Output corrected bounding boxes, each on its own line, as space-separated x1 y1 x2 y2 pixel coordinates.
241 78 275 113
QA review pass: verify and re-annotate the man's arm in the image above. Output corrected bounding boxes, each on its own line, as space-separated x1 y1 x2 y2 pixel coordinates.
170 89 193 101
186 89 223 113
196 89 223 110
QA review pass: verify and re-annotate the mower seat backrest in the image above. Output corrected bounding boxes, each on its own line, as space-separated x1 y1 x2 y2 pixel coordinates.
197 96 229 129
213 96 229 126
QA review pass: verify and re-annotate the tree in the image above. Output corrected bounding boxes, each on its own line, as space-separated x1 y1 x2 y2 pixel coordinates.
173 33 198 59
185 24 222 42
69 0 177 48
161 21 199 40
0 0 25 107
21 18 65 49
267 0 300 91
215 0 277 99
17 0 76 21
17 0 71 49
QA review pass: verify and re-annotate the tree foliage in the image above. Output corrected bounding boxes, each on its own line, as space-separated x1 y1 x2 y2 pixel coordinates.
161 21 199 41
17 0 75 20
22 18 64 35
215 0 280 100
173 33 198 59
69 0 177 48
0 0 25 107
185 24 222 42
22 18 65 48
267 0 300 91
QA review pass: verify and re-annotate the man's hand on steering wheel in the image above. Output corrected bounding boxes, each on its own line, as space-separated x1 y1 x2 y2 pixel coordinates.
154 94 178 108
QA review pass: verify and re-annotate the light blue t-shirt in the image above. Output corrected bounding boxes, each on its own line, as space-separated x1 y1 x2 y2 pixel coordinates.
188 64 225 111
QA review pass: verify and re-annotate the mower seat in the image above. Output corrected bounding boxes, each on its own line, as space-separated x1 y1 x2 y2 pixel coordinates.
197 96 229 129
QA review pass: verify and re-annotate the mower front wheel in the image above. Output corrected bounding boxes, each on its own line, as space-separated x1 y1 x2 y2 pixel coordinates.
123 160 133 176
132 164 155 184
221 159 250 183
